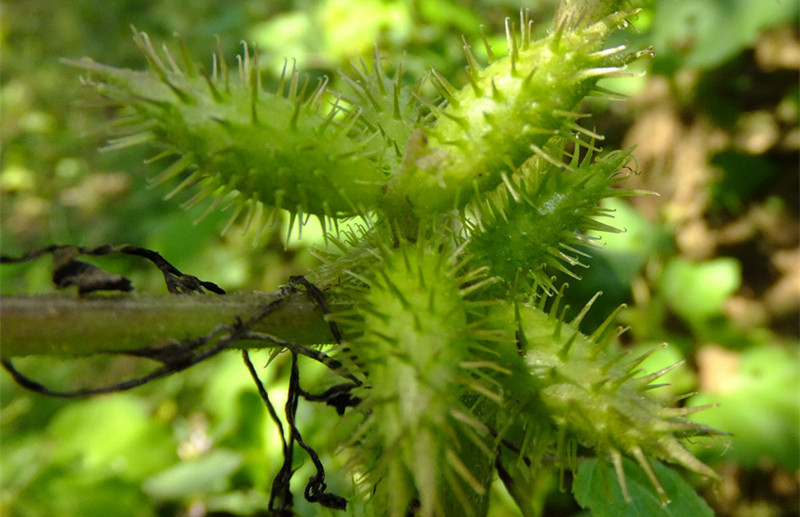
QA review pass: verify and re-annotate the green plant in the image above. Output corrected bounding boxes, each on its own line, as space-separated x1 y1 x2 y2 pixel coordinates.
1 1 726 515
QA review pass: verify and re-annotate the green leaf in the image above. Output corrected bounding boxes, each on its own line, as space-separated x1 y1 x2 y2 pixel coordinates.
661 257 741 323
47 394 176 480
418 0 481 34
650 0 799 70
142 448 243 500
574 457 715 517
16 468 153 517
688 345 800 470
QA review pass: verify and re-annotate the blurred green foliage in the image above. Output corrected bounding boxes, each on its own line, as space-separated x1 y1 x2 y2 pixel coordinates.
647 0 799 73
1 1 798 516
690 345 800 472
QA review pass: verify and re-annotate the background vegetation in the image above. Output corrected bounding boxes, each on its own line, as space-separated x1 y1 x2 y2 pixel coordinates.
1 1 798 516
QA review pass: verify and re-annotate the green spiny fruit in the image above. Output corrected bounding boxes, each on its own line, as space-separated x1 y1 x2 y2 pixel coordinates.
57 3 721 513
482 293 721 504
65 31 389 231
332 238 495 517
466 144 642 295
338 48 428 170
383 9 652 227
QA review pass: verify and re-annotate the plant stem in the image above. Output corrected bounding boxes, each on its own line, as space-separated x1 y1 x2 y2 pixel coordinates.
0 291 337 359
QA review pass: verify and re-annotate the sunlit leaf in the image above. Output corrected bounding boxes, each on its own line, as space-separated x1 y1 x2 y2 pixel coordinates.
661 257 741 323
